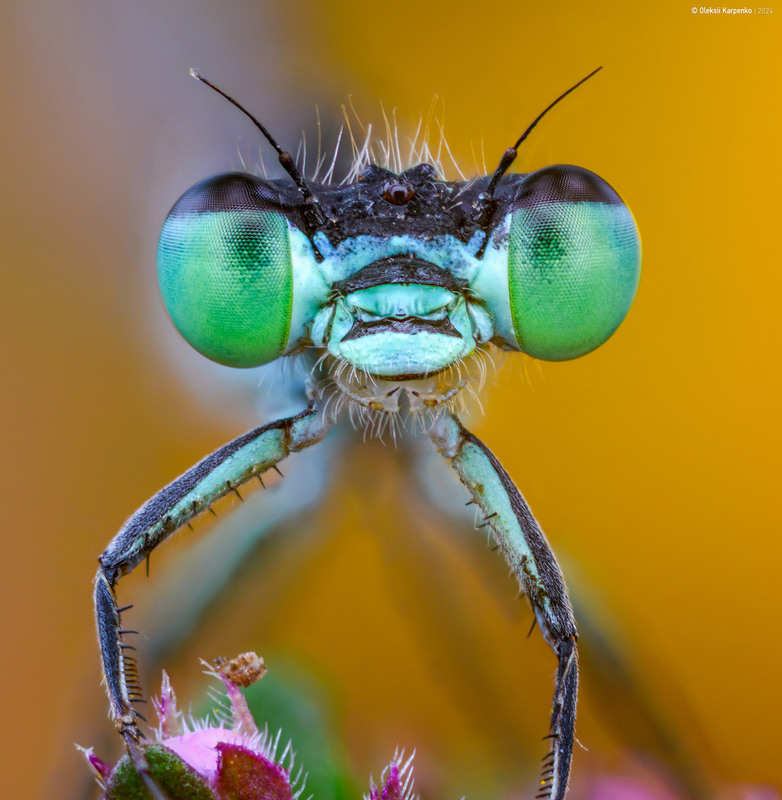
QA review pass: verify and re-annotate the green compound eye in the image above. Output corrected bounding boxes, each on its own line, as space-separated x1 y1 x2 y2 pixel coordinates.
507 165 641 361
158 173 294 367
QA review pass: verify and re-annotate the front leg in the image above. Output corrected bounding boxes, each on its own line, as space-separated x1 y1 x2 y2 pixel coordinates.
94 404 330 766
430 412 578 800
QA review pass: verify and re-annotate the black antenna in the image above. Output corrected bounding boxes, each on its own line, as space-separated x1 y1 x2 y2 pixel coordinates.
190 69 327 228
483 67 603 202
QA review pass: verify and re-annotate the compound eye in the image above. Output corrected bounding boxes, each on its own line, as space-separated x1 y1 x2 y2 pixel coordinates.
158 173 294 367
507 165 641 361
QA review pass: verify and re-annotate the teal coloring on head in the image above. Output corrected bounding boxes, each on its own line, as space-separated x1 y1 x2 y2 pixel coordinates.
311 232 483 285
337 330 468 377
506 166 640 360
321 284 480 377
158 175 294 368
344 284 456 319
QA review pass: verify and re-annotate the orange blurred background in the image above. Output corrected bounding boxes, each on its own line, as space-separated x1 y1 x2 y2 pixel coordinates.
2 1 780 798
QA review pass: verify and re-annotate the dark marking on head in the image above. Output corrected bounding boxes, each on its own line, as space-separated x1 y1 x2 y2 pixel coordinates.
331 256 469 295
342 317 462 341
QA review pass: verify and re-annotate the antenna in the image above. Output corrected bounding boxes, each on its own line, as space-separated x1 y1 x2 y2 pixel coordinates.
483 67 603 202
190 70 326 227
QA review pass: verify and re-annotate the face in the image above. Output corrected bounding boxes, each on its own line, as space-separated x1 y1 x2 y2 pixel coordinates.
157 157 640 415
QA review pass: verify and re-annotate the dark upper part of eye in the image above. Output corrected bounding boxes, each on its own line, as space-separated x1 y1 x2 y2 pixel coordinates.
167 173 287 217
512 165 624 208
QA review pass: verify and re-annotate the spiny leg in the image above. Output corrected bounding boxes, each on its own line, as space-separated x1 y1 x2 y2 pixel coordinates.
430 412 578 800
94 404 331 793
141 435 343 671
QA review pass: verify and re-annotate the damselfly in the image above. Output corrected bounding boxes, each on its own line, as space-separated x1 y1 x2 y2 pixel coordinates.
93 67 640 800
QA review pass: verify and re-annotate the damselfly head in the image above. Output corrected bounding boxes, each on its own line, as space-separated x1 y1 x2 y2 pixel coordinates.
158 70 640 431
